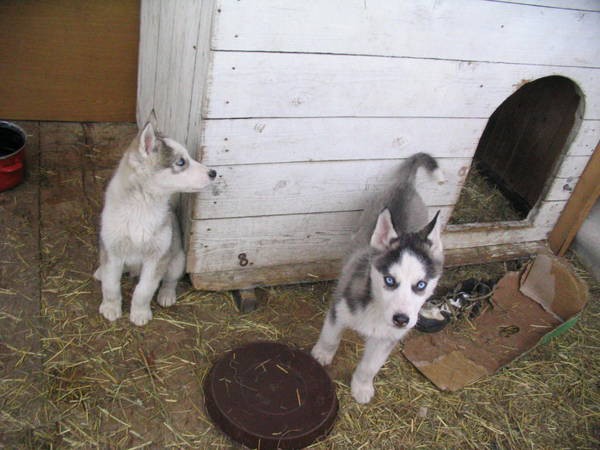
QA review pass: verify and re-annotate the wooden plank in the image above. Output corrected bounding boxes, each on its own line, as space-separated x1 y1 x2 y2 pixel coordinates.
187 201 561 275
189 242 549 291
205 52 600 119
549 141 600 254
531 201 568 228
556 155 592 178
193 153 585 220
138 0 205 143
187 199 563 288
445 199 565 233
190 260 343 291
449 225 551 249
443 241 550 267
193 158 470 219
565 120 600 156
0 122 48 435
443 201 565 249
546 176 579 201
138 0 218 253
137 0 161 126
493 1 600 12
185 0 217 153
188 211 360 274
187 208 454 273
213 0 600 66
200 118 597 167
0 0 139 122
200 117 487 165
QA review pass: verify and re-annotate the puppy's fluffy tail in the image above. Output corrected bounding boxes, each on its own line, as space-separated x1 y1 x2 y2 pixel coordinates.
396 153 446 185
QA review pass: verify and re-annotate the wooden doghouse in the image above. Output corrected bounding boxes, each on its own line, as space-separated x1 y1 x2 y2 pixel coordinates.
137 0 600 291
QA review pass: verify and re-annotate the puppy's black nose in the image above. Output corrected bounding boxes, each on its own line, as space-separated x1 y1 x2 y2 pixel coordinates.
208 169 217 179
392 313 410 328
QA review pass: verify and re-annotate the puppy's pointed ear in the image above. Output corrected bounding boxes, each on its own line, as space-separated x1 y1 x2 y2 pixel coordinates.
138 121 156 157
370 208 398 251
418 210 443 259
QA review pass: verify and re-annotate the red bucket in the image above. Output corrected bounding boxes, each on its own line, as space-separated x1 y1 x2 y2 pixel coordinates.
0 121 26 192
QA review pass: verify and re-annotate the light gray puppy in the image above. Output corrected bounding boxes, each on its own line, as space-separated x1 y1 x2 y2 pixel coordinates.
95 116 216 326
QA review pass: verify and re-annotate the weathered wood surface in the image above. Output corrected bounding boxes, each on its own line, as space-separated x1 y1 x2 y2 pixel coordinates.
498 0 600 11
188 208 454 274
137 0 214 151
193 158 467 220
194 154 588 220
200 118 599 165
137 0 217 253
567 120 600 156
213 0 600 66
189 242 550 291
0 122 48 439
137 0 600 289
187 200 565 275
200 117 486 165
549 141 600 255
190 259 343 291
205 52 600 119
546 176 580 202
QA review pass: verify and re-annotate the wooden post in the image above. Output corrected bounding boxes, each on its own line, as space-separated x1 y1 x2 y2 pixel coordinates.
549 141 600 255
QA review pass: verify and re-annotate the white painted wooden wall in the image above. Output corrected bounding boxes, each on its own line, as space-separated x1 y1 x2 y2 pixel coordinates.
138 0 600 290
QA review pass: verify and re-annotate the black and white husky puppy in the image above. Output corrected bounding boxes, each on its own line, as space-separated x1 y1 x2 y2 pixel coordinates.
311 153 445 403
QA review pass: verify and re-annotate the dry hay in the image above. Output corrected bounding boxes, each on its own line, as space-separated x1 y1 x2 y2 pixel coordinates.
449 165 524 225
12 254 597 449
1 122 598 449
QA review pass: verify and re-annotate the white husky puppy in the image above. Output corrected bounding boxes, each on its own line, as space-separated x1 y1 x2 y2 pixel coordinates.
95 117 216 326
311 153 445 403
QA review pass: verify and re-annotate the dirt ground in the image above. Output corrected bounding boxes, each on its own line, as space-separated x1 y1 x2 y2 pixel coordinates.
0 122 598 449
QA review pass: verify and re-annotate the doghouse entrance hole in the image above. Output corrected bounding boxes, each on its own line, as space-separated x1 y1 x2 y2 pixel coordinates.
449 76 582 225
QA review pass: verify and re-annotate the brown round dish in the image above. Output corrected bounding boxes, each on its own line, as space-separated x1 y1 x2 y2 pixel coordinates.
204 341 338 449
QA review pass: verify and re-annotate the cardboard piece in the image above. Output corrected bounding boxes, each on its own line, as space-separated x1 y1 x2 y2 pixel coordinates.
402 254 588 391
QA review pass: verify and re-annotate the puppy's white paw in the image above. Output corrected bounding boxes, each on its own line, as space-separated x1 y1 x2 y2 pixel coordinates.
157 288 177 308
99 301 121 321
351 377 375 404
130 307 152 326
311 345 335 366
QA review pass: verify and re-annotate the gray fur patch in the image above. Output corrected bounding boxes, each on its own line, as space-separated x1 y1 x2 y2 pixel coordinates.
374 231 442 281
328 303 337 323
156 138 188 172
353 153 439 246
157 139 177 168
336 248 374 312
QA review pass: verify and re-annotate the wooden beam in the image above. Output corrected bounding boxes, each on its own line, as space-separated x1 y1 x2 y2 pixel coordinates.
189 242 547 291
549 141 600 255
190 260 342 291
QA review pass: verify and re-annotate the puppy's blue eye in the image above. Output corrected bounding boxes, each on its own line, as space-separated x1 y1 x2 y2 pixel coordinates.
175 158 186 167
384 276 396 287
416 280 428 291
